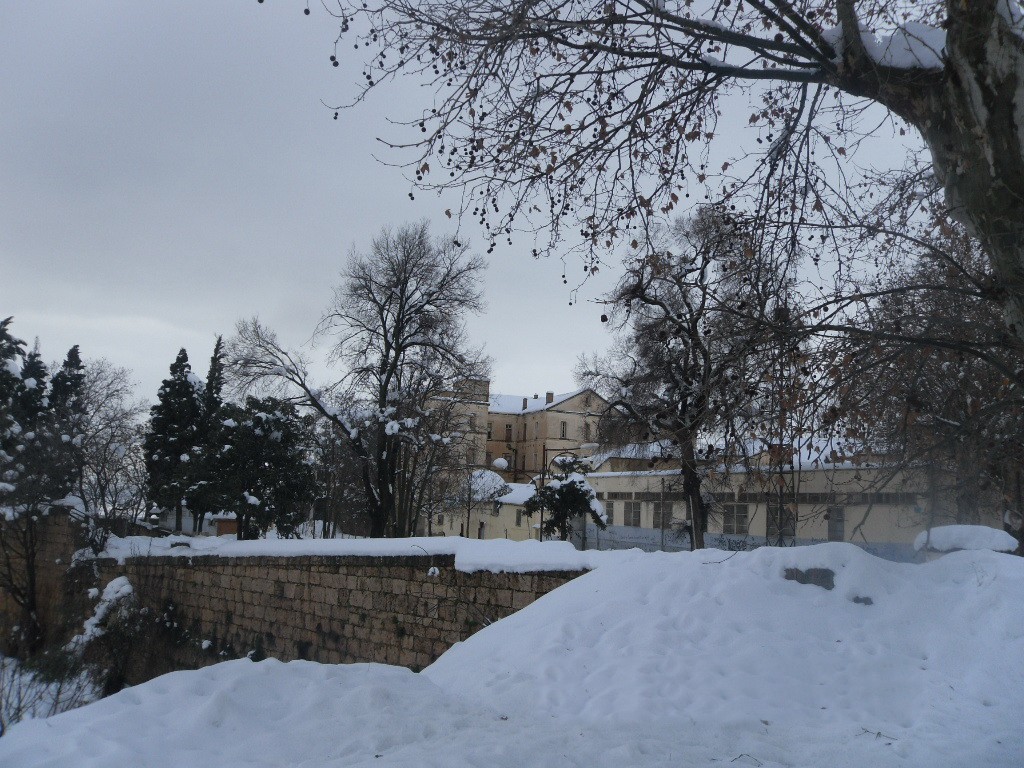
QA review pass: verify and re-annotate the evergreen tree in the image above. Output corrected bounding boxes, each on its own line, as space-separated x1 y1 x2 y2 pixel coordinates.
0 321 81 654
187 337 228 532
215 397 318 539
144 349 204 532
523 458 606 542
50 345 87 429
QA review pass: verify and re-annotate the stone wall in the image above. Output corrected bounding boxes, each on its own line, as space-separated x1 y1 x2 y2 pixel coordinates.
80 552 583 683
0 512 87 652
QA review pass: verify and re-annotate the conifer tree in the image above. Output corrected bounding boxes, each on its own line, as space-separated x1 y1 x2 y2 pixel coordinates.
523 458 606 542
144 349 204 532
0 321 82 654
50 345 87 429
187 337 228 532
214 397 318 539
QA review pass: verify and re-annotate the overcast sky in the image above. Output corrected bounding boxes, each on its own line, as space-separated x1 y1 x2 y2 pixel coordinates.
1 1 620 402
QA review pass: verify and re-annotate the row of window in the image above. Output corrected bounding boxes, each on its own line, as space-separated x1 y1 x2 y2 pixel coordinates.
603 501 675 528
487 420 590 443
599 500 847 541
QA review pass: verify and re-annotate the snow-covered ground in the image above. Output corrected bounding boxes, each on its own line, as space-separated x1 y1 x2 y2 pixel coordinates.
3 543 1022 767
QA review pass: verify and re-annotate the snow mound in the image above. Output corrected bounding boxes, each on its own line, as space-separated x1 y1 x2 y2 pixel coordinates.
4 545 1022 767
426 543 1024 765
913 524 1018 553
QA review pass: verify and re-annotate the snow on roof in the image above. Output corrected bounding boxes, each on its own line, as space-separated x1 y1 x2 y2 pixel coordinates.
489 388 592 414
913 525 1018 554
496 482 536 506
586 441 677 469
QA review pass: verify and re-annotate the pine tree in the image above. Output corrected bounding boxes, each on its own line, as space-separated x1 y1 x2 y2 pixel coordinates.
144 349 204 532
0 321 81 654
523 458 606 542
50 345 86 427
187 337 228 532
215 397 318 539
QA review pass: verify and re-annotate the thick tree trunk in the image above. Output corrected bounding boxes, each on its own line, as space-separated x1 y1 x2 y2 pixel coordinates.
921 4 1024 343
678 439 706 550
839 1 1024 346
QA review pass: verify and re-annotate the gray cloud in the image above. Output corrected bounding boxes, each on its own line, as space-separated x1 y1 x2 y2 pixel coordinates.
1 1 615 400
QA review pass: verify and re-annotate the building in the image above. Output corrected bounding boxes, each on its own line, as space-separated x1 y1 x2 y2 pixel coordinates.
433 480 538 541
485 388 609 480
583 442 1007 560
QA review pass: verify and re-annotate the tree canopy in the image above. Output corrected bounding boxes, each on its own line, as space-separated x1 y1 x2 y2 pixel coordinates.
304 0 1024 343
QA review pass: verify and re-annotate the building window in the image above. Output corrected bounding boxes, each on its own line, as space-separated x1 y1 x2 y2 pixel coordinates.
652 502 674 529
502 452 511 466
436 514 445 526
560 421 567 439
582 421 591 441
487 421 493 439
767 502 796 539
827 506 845 541
469 414 477 431
516 510 523 527
604 501 614 525
722 503 748 535
505 424 512 442
534 421 539 439
485 451 492 466
623 501 641 527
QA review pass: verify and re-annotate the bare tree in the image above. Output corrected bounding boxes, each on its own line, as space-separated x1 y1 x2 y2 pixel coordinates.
74 361 149 553
296 0 1024 344
581 209 792 548
232 221 490 537
836 224 1024 540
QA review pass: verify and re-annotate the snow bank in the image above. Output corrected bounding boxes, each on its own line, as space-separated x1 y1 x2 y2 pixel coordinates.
94 534 640 573
913 524 1018 553
5 544 1022 767
426 544 1024 766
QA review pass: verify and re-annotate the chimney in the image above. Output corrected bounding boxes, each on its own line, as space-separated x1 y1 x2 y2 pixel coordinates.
522 397 528 410
545 391 554 404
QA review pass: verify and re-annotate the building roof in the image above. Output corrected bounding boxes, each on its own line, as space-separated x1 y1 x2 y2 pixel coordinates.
488 388 595 415
496 482 537 506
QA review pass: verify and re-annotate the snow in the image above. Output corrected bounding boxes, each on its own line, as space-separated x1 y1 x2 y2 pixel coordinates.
2 544 1022 767
64 576 134 653
913 524 1018 553
488 388 589 414
823 21 946 70
495 481 535 506
866 22 946 69
467 468 508 501
491 457 508 470
93 533 636 573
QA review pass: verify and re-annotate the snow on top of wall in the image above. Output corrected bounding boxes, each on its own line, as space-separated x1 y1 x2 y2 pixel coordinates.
93 534 640 573
913 524 1018 553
